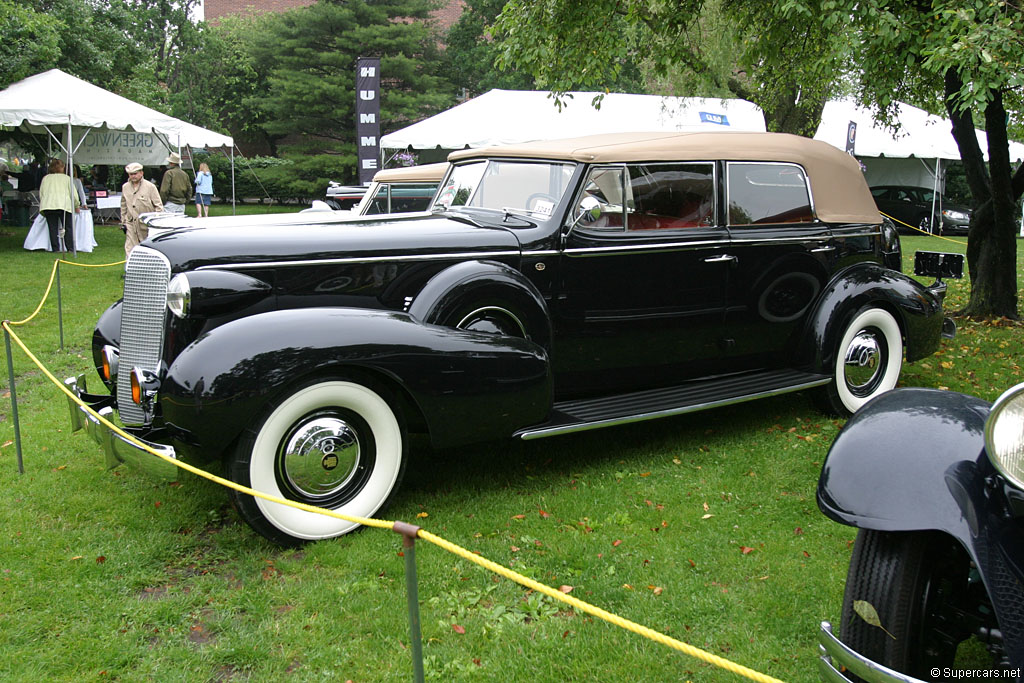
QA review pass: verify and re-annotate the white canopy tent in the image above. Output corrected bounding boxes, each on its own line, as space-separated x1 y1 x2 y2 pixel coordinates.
815 99 1024 232
0 69 235 202
381 89 766 163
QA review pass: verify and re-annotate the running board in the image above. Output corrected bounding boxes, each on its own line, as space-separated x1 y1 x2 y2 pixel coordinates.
516 369 830 440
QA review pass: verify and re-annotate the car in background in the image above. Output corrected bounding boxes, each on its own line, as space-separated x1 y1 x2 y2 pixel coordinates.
353 162 446 215
869 185 971 236
324 182 366 211
70 131 959 546
144 164 446 237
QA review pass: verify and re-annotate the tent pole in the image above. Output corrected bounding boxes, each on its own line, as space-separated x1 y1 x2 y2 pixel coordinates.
231 145 236 215
930 158 941 235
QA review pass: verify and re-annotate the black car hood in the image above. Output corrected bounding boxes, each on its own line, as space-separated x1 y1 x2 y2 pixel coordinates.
145 213 523 272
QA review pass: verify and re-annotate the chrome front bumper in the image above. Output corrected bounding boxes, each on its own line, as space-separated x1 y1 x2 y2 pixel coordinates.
64 374 179 482
818 621 925 683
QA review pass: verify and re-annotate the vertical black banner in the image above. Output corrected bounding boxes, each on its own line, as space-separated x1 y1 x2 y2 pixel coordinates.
356 57 381 185
845 121 857 155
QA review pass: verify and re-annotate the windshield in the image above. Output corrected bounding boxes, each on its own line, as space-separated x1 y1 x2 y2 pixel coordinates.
433 160 576 218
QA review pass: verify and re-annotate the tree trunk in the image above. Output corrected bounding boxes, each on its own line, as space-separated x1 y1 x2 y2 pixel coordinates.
944 71 1019 319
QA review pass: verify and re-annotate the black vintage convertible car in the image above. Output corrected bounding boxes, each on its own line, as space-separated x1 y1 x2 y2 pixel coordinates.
66 131 958 545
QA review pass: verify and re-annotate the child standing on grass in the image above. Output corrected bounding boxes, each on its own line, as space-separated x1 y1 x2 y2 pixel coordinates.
194 163 214 217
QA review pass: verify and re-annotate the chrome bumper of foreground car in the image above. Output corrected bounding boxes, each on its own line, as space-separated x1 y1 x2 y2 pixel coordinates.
818 621 925 683
64 374 179 482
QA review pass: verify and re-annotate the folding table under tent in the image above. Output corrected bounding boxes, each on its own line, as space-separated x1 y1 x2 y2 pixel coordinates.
0 69 236 210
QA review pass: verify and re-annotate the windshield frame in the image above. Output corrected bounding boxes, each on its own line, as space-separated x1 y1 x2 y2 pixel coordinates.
432 158 578 219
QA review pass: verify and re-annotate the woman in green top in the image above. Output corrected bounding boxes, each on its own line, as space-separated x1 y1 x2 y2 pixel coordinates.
39 158 76 253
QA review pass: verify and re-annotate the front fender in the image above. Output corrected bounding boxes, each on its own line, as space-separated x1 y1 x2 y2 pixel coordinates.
818 387 991 533
91 300 122 391
159 307 552 460
800 263 944 371
818 387 1024 663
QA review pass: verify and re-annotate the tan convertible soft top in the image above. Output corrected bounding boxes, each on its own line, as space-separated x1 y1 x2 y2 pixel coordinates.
372 162 448 183
449 132 881 224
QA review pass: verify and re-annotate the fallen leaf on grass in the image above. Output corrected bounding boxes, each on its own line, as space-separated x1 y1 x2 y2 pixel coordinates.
96 556 106 564
512 514 525 519
701 514 713 520
612 539 622 547
740 546 754 555
71 556 84 561
452 624 465 634
647 585 663 596
416 512 428 518
559 585 573 594
538 509 551 518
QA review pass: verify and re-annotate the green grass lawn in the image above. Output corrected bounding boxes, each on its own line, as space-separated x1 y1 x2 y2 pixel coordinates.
0 225 1021 682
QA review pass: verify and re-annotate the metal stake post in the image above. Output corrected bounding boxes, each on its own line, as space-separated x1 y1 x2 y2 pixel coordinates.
393 521 425 683
56 259 64 351
3 325 25 474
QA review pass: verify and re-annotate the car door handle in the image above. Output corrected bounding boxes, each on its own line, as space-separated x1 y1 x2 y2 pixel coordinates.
704 254 737 263
811 246 836 253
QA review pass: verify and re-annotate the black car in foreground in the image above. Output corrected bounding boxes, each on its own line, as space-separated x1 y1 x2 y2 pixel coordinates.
870 185 972 236
817 382 1024 679
66 131 958 545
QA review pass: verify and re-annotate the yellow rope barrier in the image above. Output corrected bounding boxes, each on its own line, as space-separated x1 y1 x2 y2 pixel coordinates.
7 258 125 327
9 259 60 326
3 263 787 683
881 211 967 246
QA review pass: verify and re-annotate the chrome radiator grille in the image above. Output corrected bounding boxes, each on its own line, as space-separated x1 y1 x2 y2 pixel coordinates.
117 246 171 426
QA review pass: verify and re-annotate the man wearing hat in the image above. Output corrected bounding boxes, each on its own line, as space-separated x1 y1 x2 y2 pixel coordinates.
120 162 163 256
160 152 192 214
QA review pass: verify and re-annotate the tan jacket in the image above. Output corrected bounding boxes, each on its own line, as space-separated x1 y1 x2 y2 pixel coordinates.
121 178 163 230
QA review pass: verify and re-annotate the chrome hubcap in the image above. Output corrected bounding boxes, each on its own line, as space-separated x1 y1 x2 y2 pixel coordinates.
844 331 882 392
279 417 360 500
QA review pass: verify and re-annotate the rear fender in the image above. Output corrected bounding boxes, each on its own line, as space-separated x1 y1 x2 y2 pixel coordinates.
159 307 552 460
800 263 944 370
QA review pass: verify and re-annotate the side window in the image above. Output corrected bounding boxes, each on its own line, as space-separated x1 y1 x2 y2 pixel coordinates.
572 166 626 231
627 163 715 231
390 183 437 213
727 163 814 226
364 185 391 214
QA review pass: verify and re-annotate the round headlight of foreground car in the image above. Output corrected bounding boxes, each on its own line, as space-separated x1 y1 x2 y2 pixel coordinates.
942 209 969 222
985 382 1024 489
167 273 191 318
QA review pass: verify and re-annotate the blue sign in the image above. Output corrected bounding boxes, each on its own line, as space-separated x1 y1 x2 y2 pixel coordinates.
699 112 730 126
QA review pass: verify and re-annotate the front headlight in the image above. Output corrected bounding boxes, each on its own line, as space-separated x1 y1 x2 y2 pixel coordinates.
985 382 1024 489
942 209 969 222
167 273 191 318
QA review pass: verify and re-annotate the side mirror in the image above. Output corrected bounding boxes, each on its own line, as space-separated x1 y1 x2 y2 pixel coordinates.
574 196 602 225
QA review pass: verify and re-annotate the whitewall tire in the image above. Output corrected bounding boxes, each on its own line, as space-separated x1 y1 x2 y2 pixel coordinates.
820 307 903 415
229 379 405 546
